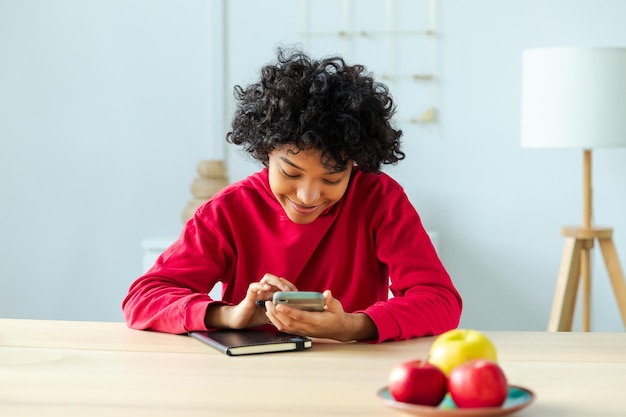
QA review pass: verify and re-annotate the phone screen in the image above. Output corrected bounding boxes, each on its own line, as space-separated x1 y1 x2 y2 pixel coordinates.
272 291 324 312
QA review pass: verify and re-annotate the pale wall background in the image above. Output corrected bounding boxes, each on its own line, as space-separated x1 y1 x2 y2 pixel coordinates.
2 0 625 332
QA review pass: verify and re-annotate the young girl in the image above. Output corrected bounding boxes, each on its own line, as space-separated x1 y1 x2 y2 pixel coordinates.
122 49 462 342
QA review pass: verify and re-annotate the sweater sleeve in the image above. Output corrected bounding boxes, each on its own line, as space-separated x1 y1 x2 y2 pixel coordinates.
122 206 234 334
360 189 462 343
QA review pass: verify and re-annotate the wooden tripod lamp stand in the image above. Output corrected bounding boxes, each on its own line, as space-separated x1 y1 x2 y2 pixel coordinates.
521 47 626 332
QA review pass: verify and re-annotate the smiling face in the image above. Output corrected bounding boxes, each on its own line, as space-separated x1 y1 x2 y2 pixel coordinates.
268 146 353 224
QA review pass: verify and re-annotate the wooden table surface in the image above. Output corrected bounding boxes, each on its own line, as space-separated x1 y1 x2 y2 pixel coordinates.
1 319 625 416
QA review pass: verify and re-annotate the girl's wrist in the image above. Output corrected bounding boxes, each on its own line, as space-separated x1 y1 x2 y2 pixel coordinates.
341 313 377 342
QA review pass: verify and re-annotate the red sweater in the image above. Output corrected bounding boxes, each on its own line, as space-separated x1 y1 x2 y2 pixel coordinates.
122 168 462 342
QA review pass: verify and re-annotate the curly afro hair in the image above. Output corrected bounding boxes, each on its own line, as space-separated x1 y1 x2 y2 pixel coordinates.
226 48 404 173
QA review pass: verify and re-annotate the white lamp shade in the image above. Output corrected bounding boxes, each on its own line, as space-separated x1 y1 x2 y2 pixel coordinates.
521 47 626 149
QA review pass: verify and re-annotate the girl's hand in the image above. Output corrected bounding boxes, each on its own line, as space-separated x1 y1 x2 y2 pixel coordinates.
209 273 298 329
265 290 377 342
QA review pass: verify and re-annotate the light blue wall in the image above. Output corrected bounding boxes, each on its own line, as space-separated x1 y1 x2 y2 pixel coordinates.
1 0 214 321
1 0 625 331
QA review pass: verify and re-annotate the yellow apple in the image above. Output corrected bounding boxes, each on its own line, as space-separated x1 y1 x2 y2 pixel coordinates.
427 329 497 376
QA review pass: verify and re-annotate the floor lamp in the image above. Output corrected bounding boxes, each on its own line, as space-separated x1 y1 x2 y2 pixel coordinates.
521 47 626 332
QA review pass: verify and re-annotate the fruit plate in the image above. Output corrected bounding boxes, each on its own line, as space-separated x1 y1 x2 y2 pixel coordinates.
377 385 535 417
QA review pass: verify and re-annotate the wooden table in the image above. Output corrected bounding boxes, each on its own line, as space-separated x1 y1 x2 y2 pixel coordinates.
1 319 625 416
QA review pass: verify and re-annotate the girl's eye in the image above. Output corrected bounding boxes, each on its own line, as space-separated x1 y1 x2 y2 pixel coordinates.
281 169 299 178
280 167 343 184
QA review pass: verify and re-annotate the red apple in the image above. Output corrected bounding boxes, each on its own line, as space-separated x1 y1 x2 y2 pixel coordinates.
448 359 508 408
388 360 448 406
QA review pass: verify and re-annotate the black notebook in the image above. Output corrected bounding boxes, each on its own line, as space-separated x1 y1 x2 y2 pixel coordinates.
189 328 312 356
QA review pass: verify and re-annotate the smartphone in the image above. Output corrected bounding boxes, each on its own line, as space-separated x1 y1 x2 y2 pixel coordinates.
272 291 324 312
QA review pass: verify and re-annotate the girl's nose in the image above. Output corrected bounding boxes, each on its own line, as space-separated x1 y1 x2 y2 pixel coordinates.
296 183 320 205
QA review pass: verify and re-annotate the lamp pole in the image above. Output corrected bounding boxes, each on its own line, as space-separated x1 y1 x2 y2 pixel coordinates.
582 150 592 230
580 149 593 331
